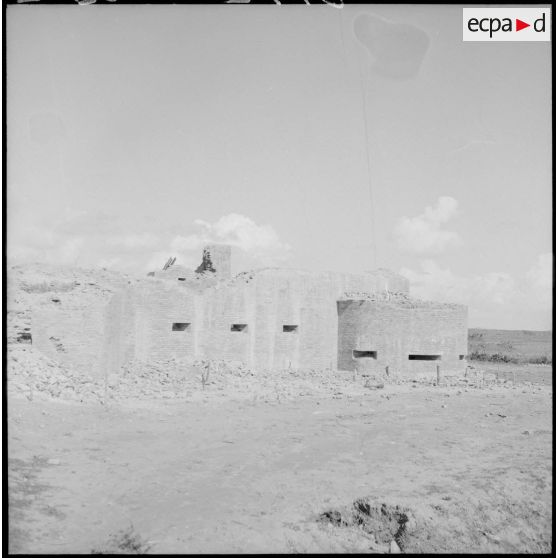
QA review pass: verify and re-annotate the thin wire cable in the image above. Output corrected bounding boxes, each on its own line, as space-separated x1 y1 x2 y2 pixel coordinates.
340 10 377 270
357 54 377 270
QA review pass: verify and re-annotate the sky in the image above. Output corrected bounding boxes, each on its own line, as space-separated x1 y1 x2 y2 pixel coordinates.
7 3 553 330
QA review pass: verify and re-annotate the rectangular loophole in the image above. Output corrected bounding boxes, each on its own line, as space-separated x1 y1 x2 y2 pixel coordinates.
231 324 247 332
459 355 465 360
172 322 190 331
353 350 377 359
283 325 298 333
408 354 441 361
177 277 186 281
18 332 32 344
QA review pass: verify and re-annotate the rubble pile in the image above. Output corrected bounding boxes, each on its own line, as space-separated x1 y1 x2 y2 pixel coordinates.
105 359 369 402
6 263 131 404
223 270 258 288
7 348 385 404
7 344 106 403
341 290 463 309
7 262 131 344
343 290 409 302
7 347 541 405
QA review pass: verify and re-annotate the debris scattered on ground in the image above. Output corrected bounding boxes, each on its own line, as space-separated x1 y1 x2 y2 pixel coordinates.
6 262 551 405
320 498 414 552
364 380 385 390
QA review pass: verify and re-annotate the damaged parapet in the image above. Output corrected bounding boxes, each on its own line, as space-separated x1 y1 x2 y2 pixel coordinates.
148 244 232 282
195 244 231 279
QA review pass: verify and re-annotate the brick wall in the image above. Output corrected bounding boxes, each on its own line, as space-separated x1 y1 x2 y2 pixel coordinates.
32 289 122 379
205 244 232 279
337 299 468 378
132 268 411 370
28 264 466 379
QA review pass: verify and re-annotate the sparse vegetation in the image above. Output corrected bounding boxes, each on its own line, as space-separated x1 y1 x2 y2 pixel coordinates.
468 351 519 363
468 351 552 365
320 498 414 551
200 361 211 390
92 525 151 554
468 329 551 365
528 355 552 365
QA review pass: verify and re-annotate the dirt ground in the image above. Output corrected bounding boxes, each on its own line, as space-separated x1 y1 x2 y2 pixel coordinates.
8 378 553 554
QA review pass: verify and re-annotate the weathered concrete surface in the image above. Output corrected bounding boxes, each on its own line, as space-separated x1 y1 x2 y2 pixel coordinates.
29 273 128 380
152 264 193 281
337 298 468 378
195 244 231 279
133 268 410 371
22 249 467 378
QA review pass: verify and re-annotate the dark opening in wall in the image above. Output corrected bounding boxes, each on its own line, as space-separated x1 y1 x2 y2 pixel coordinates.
231 324 247 332
408 354 441 361
459 355 465 360
283 325 298 333
177 278 186 281
353 350 377 359
172 323 191 331
17 332 32 344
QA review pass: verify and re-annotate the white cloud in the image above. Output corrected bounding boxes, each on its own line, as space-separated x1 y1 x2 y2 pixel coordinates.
170 213 291 265
394 197 462 254
7 221 85 266
400 254 553 329
107 233 159 249
526 252 553 307
400 260 517 306
7 207 291 274
7 211 158 271
527 252 553 291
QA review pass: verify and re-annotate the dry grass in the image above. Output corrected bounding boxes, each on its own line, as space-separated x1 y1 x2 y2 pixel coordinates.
468 329 551 364
92 525 152 554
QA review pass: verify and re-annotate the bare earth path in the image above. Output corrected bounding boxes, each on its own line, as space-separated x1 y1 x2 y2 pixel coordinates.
8 383 553 554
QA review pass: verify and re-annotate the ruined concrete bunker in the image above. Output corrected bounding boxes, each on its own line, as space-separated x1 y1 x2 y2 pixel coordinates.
31 244 467 380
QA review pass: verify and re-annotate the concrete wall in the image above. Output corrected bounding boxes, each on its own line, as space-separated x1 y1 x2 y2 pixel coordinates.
204 244 232 279
337 299 468 378
152 265 193 281
100 286 138 378
132 268 410 371
32 292 116 379
29 259 467 380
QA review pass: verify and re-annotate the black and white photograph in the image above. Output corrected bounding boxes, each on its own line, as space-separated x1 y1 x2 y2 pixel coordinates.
5 0 554 554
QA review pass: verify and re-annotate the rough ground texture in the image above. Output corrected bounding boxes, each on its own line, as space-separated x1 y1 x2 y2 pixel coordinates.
8 375 552 554
7 263 553 553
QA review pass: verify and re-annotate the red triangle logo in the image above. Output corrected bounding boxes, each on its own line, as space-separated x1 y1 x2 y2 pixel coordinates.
516 19 530 31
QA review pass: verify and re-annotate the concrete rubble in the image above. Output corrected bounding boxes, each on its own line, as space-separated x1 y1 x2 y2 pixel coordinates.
5 259 545 405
